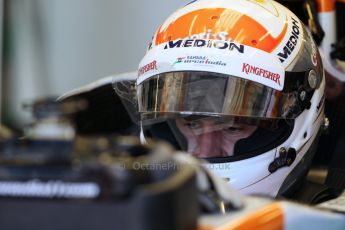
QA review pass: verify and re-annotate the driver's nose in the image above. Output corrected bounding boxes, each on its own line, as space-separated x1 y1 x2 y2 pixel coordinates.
193 123 222 158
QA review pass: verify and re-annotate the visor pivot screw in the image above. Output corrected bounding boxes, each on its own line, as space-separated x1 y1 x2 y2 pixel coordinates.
299 91 307 101
308 70 318 89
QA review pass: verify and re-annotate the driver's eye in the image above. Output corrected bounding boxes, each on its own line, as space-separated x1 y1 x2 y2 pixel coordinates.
226 126 243 132
186 121 200 129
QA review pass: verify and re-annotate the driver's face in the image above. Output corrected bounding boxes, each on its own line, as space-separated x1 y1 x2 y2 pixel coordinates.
176 118 257 158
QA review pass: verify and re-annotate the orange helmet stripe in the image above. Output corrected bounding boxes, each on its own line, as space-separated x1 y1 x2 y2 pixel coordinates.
155 8 288 53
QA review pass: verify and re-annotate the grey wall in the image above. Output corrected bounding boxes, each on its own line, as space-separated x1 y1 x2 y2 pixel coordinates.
3 0 189 127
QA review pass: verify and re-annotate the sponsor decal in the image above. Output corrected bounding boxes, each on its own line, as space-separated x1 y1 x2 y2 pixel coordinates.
189 30 231 41
0 180 100 199
164 39 244 54
174 57 186 64
174 56 226 66
138 60 157 76
277 17 300 63
242 63 281 86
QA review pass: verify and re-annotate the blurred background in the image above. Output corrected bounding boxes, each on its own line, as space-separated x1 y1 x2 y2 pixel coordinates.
0 0 190 129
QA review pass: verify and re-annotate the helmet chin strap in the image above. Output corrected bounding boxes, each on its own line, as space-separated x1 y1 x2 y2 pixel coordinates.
140 121 147 144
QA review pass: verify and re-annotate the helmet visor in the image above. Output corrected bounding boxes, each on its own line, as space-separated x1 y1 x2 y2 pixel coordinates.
138 71 301 125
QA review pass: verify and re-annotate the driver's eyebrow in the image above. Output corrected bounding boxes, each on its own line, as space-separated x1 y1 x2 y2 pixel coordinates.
214 118 236 126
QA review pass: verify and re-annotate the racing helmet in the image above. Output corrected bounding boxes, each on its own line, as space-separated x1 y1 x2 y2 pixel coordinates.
136 0 325 197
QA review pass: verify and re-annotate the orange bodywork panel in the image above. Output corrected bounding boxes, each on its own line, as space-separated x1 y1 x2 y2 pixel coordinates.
316 0 336 12
198 202 284 230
